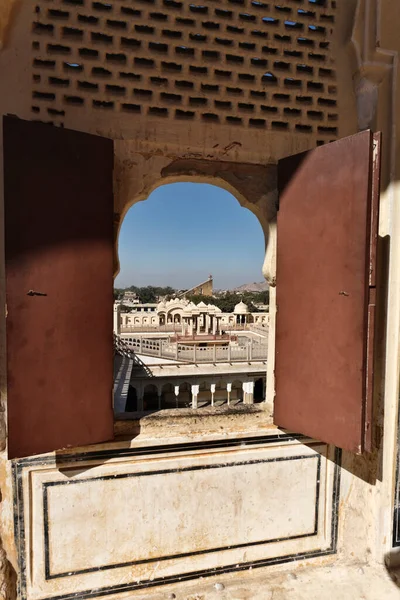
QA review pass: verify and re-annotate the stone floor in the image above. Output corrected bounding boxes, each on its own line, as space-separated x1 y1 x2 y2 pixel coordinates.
127 561 400 600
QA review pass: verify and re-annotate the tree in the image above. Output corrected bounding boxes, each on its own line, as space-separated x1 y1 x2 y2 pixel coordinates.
119 304 132 313
113 288 124 301
113 285 177 303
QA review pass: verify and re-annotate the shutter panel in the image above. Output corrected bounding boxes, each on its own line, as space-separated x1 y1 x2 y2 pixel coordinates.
3 116 114 458
274 131 381 453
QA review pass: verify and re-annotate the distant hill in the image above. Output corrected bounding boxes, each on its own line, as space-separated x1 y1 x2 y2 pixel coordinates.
233 281 269 293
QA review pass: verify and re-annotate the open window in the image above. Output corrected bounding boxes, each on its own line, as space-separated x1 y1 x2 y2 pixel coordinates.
274 130 381 453
3 117 381 457
3 116 114 458
113 182 268 416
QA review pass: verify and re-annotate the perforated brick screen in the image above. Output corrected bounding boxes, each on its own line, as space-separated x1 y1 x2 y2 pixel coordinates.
31 0 338 139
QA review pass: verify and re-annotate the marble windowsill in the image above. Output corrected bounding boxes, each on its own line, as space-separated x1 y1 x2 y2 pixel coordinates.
114 403 275 440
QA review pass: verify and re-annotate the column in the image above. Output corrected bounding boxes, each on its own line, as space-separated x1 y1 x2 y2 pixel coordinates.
210 383 216 406
191 384 199 409
197 316 201 335
113 303 121 335
206 314 211 334
212 315 217 335
248 380 254 403
226 383 232 405
174 385 180 408
243 381 254 405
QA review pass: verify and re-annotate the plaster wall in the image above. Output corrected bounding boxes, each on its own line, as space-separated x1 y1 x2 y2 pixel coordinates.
0 1 399 600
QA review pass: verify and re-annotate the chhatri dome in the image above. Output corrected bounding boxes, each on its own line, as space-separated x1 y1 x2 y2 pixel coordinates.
234 300 250 315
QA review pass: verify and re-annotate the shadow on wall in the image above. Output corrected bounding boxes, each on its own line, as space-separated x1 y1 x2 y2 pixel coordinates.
385 548 400 588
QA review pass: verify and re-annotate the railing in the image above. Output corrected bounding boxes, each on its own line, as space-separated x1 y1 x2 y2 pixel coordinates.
120 322 269 334
121 324 182 333
249 323 269 337
121 335 268 363
171 333 236 342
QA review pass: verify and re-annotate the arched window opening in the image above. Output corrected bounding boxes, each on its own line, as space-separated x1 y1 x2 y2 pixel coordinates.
114 182 269 415
125 386 137 413
254 378 265 403
143 384 159 412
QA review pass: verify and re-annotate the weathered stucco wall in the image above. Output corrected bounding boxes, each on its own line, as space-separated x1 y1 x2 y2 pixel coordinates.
0 1 399 599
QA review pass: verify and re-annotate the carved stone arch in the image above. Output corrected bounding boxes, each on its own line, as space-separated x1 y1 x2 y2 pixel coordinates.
113 160 277 285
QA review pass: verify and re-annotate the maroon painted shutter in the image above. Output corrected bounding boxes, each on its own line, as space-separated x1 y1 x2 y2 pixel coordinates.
274 131 381 453
3 116 114 458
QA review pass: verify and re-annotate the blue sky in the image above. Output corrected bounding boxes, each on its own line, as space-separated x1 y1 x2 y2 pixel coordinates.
115 182 265 290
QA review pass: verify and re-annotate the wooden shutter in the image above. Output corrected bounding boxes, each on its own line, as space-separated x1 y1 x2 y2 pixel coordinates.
3 116 114 458
274 131 381 453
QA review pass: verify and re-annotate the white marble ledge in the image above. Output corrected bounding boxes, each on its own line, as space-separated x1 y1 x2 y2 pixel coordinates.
114 403 274 442
21 415 306 461
25 408 306 461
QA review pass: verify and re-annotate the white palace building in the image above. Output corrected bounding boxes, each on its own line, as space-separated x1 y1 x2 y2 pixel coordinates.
116 297 269 335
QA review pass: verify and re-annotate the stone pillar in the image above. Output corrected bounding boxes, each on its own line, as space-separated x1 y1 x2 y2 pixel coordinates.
197 317 201 335
210 383 216 406
174 385 180 408
113 303 121 335
191 384 199 409
212 316 217 335
227 383 232 405
206 314 211 334
243 381 254 404
249 380 254 403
